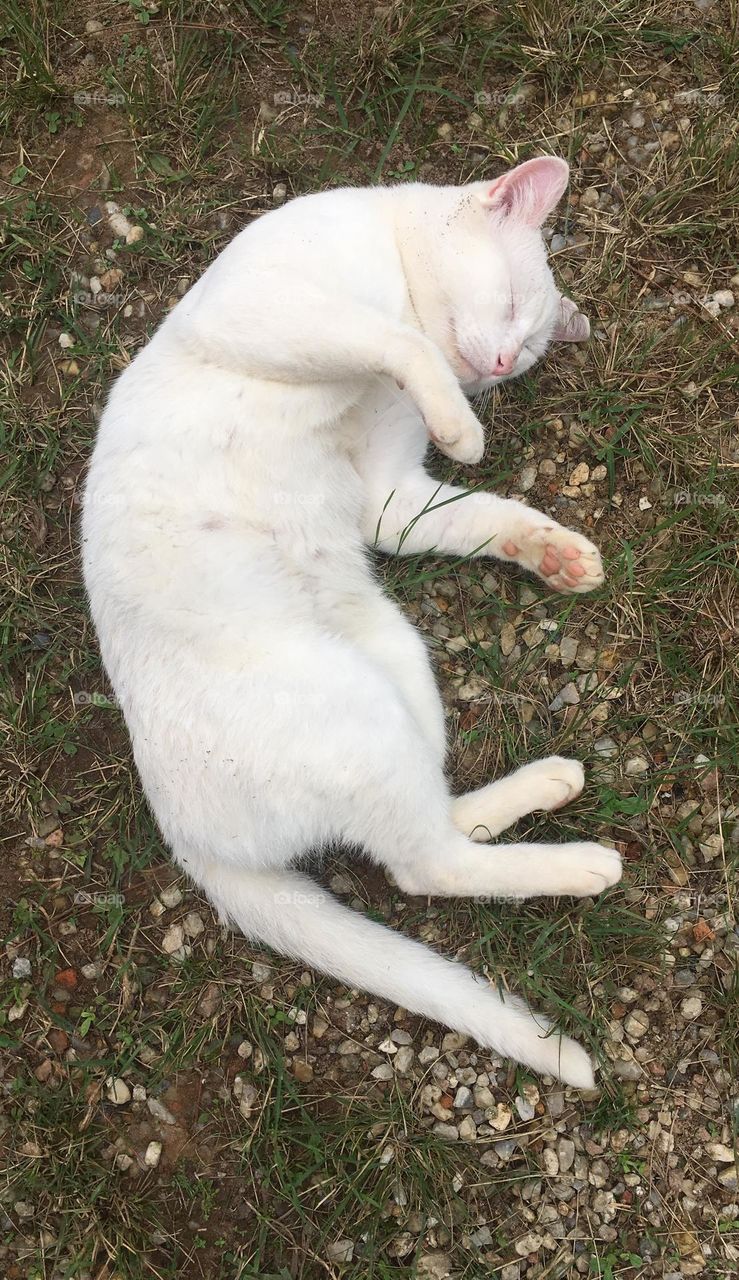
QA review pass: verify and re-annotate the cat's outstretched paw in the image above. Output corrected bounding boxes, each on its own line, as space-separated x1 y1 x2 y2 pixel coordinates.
503 522 604 593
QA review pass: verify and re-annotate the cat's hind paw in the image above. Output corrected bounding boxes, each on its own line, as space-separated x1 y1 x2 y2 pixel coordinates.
503 523 604 594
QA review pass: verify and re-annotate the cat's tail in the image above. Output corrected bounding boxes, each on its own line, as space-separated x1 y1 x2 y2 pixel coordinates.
193 861 595 1088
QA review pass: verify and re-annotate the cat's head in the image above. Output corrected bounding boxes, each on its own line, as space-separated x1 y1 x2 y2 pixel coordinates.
414 157 588 389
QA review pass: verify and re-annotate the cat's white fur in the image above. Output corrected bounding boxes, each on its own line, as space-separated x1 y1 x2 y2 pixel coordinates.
82 158 620 1088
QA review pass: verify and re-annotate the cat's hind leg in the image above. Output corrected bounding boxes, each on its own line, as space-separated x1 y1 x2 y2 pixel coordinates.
452 757 585 842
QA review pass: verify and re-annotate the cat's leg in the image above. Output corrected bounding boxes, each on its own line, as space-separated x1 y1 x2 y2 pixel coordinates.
174 287 484 464
452 757 585 841
363 463 604 593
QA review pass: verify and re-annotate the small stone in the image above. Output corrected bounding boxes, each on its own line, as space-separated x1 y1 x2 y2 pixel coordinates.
680 995 702 1020
272 182 288 206
549 681 580 712
144 1140 162 1168
115 1152 134 1171
580 186 600 208
712 289 734 309
58 332 75 349
515 1232 543 1257
12 957 31 979
519 464 538 491
106 1077 131 1105
441 1032 468 1053
473 1083 495 1109
432 1122 459 1141
418 1045 439 1064
197 983 221 1018
638 496 652 511
292 1059 313 1082
718 1166 737 1189
394 1046 414 1074
161 923 184 954
371 1063 394 1081
624 1010 650 1039
629 109 645 128
86 19 103 32
458 1115 477 1141
595 735 618 758
558 1137 576 1171
454 1086 473 1110
569 462 590 486
327 1239 354 1264
500 623 517 656
625 756 650 776
515 1094 536 1122
706 1142 735 1163
183 911 204 938
559 637 579 665
160 885 183 909
126 225 145 245
542 1148 559 1176
490 1102 513 1131
147 1097 177 1126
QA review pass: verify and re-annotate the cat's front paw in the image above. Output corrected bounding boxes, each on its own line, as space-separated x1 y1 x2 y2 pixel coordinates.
427 402 484 464
503 522 604 593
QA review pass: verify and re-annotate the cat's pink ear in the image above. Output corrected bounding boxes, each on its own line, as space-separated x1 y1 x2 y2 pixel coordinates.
481 157 570 228
554 295 590 342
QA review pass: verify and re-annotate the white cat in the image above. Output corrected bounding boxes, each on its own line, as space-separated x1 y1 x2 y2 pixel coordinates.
82 156 620 1089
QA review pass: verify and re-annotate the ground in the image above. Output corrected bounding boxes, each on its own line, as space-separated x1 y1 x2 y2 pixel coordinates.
1 1 738 1278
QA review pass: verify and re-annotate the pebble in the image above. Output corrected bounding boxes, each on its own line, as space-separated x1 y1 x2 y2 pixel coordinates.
625 755 650 776
183 911 204 938
558 1136 576 1171
680 995 702 1020
147 1097 177 1125
515 1232 543 1257
327 1239 354 1264
394 1046 414 1074
711 289 734 309
569 462 590 486
144 1141 163 1168
161 923 184 954
106 1077 131 1105
624 1010 650 1039
12 958 31 979
160 885 183 909
500 623 517 656
272 182 288 206
548 681 580 711
705 1142 735 1162
515 1094 536 1122
519 464 538 491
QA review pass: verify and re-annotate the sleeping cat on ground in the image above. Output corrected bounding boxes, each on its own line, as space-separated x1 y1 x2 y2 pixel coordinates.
82 156 620 1088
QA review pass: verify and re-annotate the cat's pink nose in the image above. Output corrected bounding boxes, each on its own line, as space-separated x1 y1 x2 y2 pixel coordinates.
492 351 517 376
